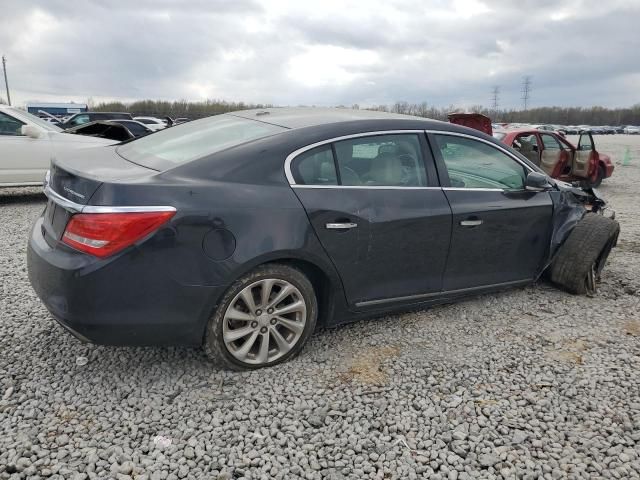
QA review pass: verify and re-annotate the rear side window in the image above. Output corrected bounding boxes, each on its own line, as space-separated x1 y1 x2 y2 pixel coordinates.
118 115 286 170
291 146 337 185
333 134 427 186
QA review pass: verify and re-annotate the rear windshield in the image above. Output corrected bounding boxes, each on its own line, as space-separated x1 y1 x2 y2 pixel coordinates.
117 114 286 170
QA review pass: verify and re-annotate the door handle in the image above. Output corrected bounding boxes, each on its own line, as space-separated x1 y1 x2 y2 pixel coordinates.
326 222 358 230
460 219 483 227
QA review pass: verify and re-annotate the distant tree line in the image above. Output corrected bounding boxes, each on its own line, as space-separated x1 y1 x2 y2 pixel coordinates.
92 99 273 119
364 101 640 125
92 98 640 125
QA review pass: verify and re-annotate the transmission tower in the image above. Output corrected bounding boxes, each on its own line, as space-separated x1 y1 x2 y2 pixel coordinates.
490 85 500 112
521 76 532 111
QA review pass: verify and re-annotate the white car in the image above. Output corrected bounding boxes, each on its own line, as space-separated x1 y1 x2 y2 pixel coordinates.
0 105 116 187
623 125 639 135
133 116 167 131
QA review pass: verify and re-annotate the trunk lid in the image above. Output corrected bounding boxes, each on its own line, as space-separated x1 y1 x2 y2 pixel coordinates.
49 145 157 205
44 146 158 242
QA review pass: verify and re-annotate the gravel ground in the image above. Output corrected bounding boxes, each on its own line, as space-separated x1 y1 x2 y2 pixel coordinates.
1 136 640 480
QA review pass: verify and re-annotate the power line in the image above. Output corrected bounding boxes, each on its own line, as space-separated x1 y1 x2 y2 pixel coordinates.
521 76 532 111
2 56 10 106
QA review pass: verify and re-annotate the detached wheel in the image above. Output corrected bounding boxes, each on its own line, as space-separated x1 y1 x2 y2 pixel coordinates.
204 264 317 370
589 165 605 188
549 213 620 295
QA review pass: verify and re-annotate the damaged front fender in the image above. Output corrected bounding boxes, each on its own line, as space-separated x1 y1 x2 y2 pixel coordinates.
544 180 614 272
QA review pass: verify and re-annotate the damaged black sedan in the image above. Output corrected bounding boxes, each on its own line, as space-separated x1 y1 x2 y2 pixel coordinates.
27 108 620 369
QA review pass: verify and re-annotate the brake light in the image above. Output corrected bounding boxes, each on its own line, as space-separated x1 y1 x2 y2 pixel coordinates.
62 211 175 258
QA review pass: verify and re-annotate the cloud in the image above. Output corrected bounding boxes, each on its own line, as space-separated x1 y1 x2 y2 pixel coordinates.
1 0 639 108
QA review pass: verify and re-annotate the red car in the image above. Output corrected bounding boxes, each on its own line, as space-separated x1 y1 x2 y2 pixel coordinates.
447 114 614 187
494 129 614 187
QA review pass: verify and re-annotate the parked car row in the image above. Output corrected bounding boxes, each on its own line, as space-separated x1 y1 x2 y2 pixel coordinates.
0 105 116 187
0 105 198 186
492 122 639 136
37 110 191 132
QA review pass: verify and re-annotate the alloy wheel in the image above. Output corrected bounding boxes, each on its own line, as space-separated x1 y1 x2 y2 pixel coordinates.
222 278 307 365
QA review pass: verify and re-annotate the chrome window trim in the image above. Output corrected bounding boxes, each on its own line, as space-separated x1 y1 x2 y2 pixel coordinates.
425 129 534 173
284 129 534 191
44 185 176 214
284 130 426 186
442 187 504 192
291 185 441 190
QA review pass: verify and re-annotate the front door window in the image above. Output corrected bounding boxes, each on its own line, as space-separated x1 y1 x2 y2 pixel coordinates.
0 112 25 136
578 132 594 151
434 134 527 190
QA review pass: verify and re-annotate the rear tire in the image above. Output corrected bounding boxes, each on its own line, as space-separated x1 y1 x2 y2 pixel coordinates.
589 165 605 188
549 213 619 295
203 264 317 370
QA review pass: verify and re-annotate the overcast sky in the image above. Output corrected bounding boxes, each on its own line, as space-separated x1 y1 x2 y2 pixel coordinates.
1 0 639 109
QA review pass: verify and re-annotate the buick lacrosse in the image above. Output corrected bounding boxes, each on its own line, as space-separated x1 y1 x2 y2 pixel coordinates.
28 108 619 369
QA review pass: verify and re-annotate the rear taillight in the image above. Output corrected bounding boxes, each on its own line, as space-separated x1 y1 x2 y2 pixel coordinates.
62 211 175 258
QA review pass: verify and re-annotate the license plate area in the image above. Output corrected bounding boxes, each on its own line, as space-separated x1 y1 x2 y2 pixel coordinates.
43 199 72 242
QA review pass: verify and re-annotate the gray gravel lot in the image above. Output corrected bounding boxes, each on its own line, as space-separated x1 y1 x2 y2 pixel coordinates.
1 136 640 479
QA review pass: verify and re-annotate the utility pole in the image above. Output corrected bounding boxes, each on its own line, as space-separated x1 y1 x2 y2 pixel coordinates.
2 56 11 106
490 85 500 113
521 76 532 111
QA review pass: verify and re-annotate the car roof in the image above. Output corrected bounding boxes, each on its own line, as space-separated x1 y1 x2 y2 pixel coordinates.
230 107 447 130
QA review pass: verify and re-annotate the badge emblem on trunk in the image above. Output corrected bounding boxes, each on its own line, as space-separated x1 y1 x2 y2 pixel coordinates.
63 186 85 200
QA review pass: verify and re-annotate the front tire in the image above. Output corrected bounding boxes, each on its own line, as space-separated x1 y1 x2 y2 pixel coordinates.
204 264 317 370
549 214 619 295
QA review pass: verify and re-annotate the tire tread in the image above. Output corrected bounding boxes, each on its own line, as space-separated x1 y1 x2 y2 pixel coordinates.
550 213 619 294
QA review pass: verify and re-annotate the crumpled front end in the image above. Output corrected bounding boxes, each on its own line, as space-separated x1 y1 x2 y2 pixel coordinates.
543 180 617 274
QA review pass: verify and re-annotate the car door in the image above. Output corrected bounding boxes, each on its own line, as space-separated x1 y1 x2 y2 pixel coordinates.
288 132 452 307
539 133 571 178
0 112 51 185
429 132 553 291
573 132 598 180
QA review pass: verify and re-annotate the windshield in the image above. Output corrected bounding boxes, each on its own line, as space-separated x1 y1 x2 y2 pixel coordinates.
117 114 286 170
10 108 63 132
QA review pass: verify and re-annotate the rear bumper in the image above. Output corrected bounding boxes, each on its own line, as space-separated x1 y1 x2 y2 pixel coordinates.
603 162 614 178
27 216 225 346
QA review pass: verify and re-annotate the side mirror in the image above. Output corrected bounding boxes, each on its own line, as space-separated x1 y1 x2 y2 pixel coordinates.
21 125 42 139
525 172 553 192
